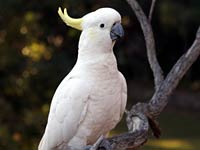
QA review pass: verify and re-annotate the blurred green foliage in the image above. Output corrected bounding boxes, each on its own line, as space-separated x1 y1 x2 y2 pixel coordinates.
0 0 199 149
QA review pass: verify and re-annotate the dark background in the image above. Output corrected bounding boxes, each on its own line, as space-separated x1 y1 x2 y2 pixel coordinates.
0 0 200 149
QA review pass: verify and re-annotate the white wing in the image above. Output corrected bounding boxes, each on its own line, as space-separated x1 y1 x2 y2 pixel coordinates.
39 75 90 150
119 72 127 118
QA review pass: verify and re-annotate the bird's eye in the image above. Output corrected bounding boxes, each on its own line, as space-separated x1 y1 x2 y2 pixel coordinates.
100 23 105 28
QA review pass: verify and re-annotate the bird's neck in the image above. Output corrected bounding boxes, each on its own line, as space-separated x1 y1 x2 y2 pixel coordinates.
76 30 118 71
78 29 114 56
77 47 116 64
75 51 118 78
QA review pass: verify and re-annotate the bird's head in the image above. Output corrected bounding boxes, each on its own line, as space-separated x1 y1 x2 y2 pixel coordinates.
58 7 124 52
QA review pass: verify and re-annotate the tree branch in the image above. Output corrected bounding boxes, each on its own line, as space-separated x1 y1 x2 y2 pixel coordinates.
105 104 158 149
148 0 157 22
121 25 200 150
148 27 200 117
126 0 164 91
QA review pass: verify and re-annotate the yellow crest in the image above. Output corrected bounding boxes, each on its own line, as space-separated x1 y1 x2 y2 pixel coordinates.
58 7 83 30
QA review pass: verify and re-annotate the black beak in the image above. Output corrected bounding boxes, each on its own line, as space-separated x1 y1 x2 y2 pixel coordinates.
110 22 124 41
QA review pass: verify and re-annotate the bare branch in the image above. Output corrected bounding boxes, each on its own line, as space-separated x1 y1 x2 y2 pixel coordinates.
148 0 157 22
148 27 200 117
106 111 149 150
126 0 164 90
108 129 148 150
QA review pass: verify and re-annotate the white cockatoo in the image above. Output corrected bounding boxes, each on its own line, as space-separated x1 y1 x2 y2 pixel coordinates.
39 7 127 150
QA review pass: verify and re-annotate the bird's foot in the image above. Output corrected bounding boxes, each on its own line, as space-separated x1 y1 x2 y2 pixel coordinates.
83 135 112 150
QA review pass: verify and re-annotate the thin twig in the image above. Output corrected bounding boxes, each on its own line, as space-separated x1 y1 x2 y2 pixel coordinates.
148 0 157 22
126 0 164 91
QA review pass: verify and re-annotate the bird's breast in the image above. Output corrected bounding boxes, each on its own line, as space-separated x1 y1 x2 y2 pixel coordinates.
80 73 122 143
70 55 123 143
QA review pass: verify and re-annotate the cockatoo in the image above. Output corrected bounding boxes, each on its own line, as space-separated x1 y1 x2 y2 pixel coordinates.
39 7 127 150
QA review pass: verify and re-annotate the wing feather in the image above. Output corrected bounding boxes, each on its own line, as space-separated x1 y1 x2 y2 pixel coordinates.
39 76 91 150
119 72 127 118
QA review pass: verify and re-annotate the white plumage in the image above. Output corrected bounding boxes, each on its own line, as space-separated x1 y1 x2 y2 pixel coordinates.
39 7 127 150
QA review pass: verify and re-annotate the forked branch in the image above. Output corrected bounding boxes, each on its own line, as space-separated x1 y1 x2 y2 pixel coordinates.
148 27 200 117
126 0 164 91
